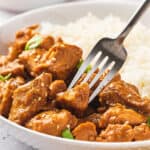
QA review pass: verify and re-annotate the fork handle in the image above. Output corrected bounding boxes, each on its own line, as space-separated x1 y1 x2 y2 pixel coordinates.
117 0 149 44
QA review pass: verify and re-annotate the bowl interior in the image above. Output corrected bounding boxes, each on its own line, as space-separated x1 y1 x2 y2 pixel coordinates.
0 1 150 150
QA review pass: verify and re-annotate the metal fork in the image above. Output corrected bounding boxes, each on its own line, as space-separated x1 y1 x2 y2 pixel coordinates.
68 0 149 103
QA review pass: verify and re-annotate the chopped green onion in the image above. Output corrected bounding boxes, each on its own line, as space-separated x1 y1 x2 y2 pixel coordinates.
61 128 74 139
77 59 92 73
85 65 92 73
77 59 84 69
0 73 12 82
147 116 150 127
25 35 42 50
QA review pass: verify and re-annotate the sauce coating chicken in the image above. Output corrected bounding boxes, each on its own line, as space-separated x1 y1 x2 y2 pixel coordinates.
72 122 97 141
8 24 39 61
100 80 150 115
0 24 149 143
96 124 134 142
19 41 82 80
97 123 150 142
37 42 82 80
49 80 67 99
19 49 46 77
133 123 150 141
26 109 78 136
0 60 24 76
0 77 25 117
80 113 101 129
39 35 55 50
56 83 90 115
9 73 52 125
99 104 146 128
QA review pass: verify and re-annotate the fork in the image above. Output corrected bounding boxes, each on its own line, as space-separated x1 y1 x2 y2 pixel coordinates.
68 0 149 103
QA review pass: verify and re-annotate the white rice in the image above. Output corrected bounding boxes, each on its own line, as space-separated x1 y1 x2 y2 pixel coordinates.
40 13 150 98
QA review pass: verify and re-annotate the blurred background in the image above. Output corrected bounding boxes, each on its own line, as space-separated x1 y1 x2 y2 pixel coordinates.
0 0 140 23
0 0 140 12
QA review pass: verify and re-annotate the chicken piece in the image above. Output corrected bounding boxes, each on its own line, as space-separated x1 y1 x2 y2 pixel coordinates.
0 60 24 76
99 104 146 128
39 100 57 112
133 123 150 141
72 122 97 141
19 49 46 76
34 42 82 80
80 113 101 129
99 80 150 114
96 124 134 142
9 73 52 125
19 42 82 80
49 80 67 99
39 35 55 50
56 83 90 115
18 36 55 75
25 109 78 136
8 24 39 61
0 77 25 117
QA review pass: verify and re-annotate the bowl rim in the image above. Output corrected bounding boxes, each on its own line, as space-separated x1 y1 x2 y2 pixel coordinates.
0 0 149 148
0 0 139 28
1 114 150 148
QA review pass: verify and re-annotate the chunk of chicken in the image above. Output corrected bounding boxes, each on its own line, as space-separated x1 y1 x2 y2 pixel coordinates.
9 73 52 125
49 80 67 99
133 123 150 141
19 49 46 76
39 100 57 112
8 24 39 61
0 60 24 76
56 83 90 115
99 104 146 128
18 36 55 76
80 113 101 129
72 122 97 141
0 77 25 117
42 42 82 80
96 124 134 142
25 109 78 136
39 35 55 50
99 80 150 114
19 42 82 80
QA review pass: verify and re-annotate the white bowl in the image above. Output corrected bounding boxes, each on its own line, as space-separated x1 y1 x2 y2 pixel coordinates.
0 1 150 150
0 0 66 12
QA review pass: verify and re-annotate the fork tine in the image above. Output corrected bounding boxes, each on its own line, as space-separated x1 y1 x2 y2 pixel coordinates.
68 47 99 89
89 63 122 103
82 52 105 83
89 57 113 88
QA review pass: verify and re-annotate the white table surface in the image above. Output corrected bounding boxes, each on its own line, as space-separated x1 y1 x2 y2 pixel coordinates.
0 0 140 150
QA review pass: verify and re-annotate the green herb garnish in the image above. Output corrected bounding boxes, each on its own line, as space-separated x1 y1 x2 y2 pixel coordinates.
0 73 12 82
147 116 150 127
77 59 92 73
77 59 84 69
25 35 42 50
85 64 92 73
61 128 74 139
